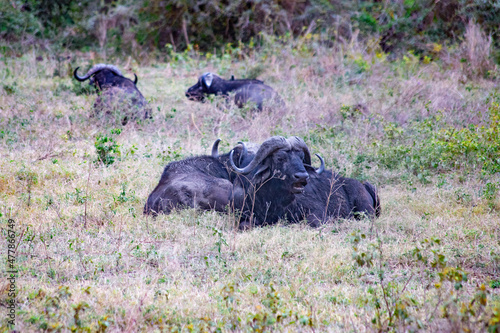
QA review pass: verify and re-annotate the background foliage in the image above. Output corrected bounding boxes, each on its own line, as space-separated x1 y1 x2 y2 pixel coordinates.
2 0 500 62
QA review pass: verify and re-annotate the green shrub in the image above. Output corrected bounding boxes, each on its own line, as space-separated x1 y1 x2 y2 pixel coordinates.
94 129 122 166
3 0 500 61
375 97 500 180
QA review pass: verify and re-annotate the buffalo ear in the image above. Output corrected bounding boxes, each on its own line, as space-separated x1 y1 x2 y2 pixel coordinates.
253 165 271 183
304 164 316 174
202 72 213 88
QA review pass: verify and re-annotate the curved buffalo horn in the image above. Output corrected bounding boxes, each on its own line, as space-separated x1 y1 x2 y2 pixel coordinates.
230 136 290 174
238 141 247 156
211 138 221 158
73 64 123 82
237 141 247 166
74 67 86 81
287 136 312 166
315 154 325 174
133 74 138 85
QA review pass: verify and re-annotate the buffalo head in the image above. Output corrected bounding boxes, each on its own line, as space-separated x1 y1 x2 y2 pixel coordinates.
74 64 137 91
228 136 322 226
185 72 215 102
230 136 312 193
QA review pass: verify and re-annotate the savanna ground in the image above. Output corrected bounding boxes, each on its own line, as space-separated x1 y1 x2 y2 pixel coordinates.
1 28 500 332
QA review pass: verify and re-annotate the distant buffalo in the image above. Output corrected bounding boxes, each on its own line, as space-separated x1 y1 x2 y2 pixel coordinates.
74 64 150 124
185 72 283 111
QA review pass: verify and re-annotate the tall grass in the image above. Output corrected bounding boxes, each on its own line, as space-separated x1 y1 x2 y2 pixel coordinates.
0 29 499 331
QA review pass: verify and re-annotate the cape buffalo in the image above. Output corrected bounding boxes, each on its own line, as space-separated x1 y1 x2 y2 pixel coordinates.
288 156 381 227
229 136 320 227
231 141 381 228
144 140 251 216
74 64 150 124
185 72 283 111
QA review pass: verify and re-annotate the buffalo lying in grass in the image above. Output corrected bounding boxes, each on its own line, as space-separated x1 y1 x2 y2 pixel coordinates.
229 136 319 227
288 157 381 227
231 141 381 228
144 137 380 229
185 72 283 111
74 64 150 124
143 140 252 216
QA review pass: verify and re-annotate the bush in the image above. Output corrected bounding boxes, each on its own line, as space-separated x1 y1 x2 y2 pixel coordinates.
94 129 122 166
375 96 500 180
460 21 496 79
2 0 500 62
0 1 42 44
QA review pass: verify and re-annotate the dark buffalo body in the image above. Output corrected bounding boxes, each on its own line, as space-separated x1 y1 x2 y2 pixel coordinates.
144 141 252 216
288 170 381 227
185 72 283 111
74 64 150 124
144 156 232 216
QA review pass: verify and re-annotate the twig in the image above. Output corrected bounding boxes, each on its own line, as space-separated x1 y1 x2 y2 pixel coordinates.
396 271 415 300
169 31 176 52
124 55 131 69
40 237 53 269
84 161 92 229
33 151 60 163
50 203 64 223
303 20 316 37
14 227 26 254
182 17 190 46
27 178 32 207
191 113 203 135
374 230 394 329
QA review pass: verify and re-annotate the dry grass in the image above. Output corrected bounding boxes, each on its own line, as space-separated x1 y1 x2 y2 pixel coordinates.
1 36 500 332
460 21 496 80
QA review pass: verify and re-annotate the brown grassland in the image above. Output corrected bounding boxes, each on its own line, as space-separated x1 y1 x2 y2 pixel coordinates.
1 27 500 331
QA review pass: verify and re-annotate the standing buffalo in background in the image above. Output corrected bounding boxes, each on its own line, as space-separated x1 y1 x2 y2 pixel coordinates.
144 140 253 216
185 72 283 111
74 64 151 124
288 157 381 227
229 136 319 228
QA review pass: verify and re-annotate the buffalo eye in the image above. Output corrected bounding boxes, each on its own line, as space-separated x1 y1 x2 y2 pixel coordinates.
274 151 287 163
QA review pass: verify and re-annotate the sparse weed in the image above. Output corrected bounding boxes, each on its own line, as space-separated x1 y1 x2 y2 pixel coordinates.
156 145 182 163
94 129 122 166
374 97 500 182
351 233 500 332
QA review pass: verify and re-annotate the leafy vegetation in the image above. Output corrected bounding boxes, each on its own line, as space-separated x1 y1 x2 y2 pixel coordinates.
3 0 500 64
374 97 500 181
94 129 122 166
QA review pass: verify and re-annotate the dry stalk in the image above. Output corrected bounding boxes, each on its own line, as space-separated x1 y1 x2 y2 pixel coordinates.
84 160 92 229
